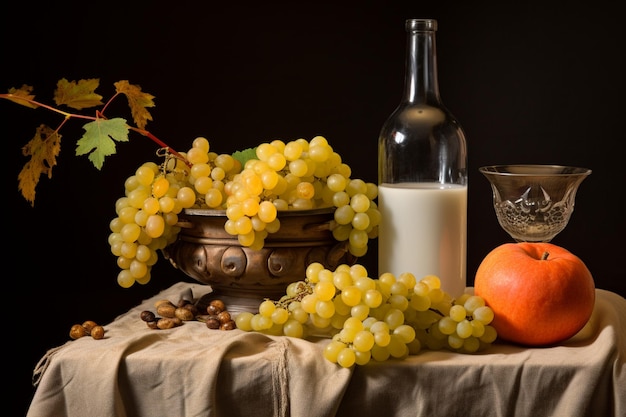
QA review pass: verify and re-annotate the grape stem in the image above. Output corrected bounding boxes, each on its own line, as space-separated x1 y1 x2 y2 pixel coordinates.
272 281 314 309
0 92 188 164
271 280 451 320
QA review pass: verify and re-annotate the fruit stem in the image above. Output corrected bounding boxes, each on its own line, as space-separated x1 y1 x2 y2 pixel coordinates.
273 281 314 309
542 251 550 260
131 127 187 164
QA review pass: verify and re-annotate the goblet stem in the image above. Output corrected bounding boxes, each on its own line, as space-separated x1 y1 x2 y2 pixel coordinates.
514 238 551 243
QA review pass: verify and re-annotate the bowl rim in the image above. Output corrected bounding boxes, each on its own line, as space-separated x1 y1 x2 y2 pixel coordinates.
478 164 592 176
182 207 336 217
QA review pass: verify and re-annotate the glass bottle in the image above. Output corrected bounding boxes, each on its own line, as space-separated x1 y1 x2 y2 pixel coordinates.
377 18 468 297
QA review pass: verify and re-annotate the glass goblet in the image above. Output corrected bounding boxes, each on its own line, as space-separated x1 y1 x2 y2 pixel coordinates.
479 165 591 242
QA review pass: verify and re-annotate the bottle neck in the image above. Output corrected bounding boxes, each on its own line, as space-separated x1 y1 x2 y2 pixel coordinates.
404 19 440 104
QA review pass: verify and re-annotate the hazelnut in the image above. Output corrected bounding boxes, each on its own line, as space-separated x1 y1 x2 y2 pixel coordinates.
220 320 236 331
140 310 156 322
206 317 220 329
82 320 98 332
157 318 176 330
90 325 105 340
206 304 222 315
210 299 226 312
217 311 232 324
70 324 88 339
175 307 195 321
156 303 176 318
183 303 199 316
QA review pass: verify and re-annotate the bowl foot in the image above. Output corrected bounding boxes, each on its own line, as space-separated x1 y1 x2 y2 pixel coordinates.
195 290 264 316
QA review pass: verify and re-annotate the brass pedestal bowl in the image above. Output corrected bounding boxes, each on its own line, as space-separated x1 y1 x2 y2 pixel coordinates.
163 208 358 313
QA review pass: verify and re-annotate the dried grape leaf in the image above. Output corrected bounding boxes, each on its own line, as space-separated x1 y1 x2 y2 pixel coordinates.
7 85 38 108
53 78 104 110
75 117 129 169
18 124 62 206
114 80 155 130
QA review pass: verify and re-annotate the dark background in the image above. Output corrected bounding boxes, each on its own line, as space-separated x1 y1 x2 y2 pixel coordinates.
3 1 624 415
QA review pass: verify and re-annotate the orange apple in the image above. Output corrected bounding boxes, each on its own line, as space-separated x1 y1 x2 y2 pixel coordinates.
474 242 595 346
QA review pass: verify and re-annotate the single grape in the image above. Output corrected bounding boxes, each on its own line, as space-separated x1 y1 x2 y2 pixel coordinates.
472 305 495 325
323 340 347 363
354 349 372 366
235 312 254 331
456 319 474 339
393 324 416 344
258 300 276 317
341 286 362 306
449 304 467 322
438 316 458 335
336 347 356 368
464 295 486 314
316 300 336 319
271 308 289 325
370 344 391 362
314 281 336 301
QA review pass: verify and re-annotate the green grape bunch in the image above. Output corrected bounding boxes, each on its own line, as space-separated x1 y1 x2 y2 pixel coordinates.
236 262 498 368
108 136 381 288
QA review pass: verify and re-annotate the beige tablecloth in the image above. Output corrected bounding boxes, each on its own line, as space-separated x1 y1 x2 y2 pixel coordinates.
27 282 626 417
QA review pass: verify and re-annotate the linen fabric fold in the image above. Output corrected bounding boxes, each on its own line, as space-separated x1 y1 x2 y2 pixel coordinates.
27 282 352 417
27 282 626 417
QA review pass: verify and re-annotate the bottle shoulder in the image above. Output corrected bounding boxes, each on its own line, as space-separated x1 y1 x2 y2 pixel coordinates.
380 103 465 138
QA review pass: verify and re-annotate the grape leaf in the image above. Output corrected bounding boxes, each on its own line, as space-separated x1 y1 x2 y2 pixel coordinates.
18 124 62 206
53 78 104 110
114 80 155 130
232 147 257 167
75 118 129 169
6 85 38 109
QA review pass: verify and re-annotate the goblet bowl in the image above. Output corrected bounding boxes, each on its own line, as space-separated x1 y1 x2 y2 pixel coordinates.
479 165 591 242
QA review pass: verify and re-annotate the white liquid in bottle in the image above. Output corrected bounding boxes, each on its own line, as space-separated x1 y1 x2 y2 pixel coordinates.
378 183 467 297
